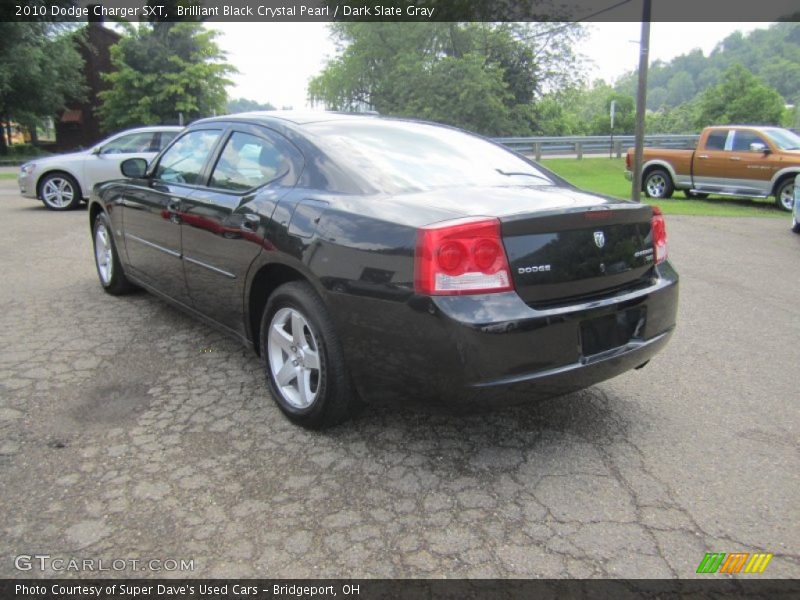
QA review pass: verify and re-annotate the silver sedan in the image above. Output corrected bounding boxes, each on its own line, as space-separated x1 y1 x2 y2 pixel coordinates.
18 126 182 211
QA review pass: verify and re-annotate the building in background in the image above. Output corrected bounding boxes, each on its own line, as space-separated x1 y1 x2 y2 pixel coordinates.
55 15 119 151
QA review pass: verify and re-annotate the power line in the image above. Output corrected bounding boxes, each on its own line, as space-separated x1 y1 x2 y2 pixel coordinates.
516 0 636 41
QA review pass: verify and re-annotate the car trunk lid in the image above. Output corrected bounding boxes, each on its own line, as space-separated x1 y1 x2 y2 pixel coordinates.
501 203 656 308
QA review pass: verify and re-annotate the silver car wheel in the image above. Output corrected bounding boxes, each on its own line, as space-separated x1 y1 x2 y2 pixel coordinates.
42 177 76 209
94 222 113 285
646 174 666 198
267 307 322 409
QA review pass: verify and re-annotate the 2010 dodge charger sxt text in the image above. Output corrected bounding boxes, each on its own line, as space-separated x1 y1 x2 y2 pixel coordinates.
88 112 678 428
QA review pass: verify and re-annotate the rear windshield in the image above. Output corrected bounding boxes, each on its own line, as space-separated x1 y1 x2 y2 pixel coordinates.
304 119 554 194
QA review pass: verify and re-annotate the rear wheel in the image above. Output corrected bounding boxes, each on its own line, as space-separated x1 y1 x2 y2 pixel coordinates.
260 281 354 429
92 212 135 295
643 169 674 199
40 172 81 210
775 178 795 212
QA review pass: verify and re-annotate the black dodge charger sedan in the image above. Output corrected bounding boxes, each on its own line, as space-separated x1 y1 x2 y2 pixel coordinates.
89 112 678 428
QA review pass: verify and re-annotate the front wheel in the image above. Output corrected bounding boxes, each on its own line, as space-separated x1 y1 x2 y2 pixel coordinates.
260 281 355 429
40 172 82 210
92 212 135 295
775 178 795 212
643 169 674 199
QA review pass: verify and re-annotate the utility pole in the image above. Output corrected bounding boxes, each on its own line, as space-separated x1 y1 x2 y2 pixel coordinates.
609 100 616 159
631 0 651 202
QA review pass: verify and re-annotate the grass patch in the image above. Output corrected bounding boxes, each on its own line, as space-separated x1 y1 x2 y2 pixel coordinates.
541 157 784 218
0 173 17 180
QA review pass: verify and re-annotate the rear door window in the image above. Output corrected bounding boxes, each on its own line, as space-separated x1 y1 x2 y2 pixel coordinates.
209 131 291 192
704 131 728 151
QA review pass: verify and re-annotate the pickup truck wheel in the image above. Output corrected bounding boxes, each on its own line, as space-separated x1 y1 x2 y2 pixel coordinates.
684 190 709 199
260 281 354 429
775 178 795 212
643 169 674 199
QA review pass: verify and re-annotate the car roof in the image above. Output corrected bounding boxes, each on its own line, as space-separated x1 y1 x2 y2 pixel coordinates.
196 110 382 127
109 125 184 136
705 125 784 132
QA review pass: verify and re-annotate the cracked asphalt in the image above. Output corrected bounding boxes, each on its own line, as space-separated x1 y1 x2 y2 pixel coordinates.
0 176 798 579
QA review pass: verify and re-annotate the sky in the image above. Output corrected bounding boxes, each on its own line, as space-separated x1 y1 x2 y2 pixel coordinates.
208 22 772 110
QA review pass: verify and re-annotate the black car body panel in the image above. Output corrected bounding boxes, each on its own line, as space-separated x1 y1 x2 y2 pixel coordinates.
90 112 678 405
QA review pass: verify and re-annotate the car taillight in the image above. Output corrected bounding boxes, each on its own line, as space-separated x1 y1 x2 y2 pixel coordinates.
651 205 667 264
415 217 513 295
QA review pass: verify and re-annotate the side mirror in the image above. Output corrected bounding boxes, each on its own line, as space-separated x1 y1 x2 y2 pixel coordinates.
91 146 102 155
120 157 148 178
750 142 769 154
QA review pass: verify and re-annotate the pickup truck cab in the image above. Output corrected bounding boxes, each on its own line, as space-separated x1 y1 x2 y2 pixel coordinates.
625 126 800 211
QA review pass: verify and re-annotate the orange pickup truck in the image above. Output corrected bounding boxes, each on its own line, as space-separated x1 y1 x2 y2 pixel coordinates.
625 126 800 211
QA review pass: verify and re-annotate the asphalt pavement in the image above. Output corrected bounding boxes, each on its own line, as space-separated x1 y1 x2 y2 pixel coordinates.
0 178 798 578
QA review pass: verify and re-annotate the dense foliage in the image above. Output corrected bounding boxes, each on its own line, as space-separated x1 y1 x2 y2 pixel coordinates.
226 98 276 114
309 22 585 136
97 22 235 131
0 22 86 154
311 22 799 136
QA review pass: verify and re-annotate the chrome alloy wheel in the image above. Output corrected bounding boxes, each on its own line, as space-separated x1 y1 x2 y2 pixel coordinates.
94 222 113 285
42 177 76 208
267 307 322 409
646 174 667 198
778 181 795 211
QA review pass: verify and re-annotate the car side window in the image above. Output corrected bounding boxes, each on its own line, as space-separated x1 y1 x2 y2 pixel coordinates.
704 131 728 151
100 132 156 154
154 129 222 185
209 132 290 192
157 131 180 151
731 131 767 152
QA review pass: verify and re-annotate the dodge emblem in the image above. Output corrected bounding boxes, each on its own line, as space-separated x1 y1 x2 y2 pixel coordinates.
593 231 605 248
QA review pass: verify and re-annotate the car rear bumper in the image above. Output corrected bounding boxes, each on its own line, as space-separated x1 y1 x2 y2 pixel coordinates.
327 262 679 403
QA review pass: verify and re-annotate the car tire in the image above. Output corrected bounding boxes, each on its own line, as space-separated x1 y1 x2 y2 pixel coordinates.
684 190 709 199
792 216 800 233
775 177 795 212
39 172 82 210
260 281 354 429
643 169 674 199
92 212 135 295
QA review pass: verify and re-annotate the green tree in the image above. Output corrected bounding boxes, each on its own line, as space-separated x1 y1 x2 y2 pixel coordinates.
308 22 584 136
695 64 785 127
97 22 235 131
227 98 276 113
0 22 85 153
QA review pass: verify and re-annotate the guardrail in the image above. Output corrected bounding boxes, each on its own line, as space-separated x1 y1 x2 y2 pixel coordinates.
493 134 700 160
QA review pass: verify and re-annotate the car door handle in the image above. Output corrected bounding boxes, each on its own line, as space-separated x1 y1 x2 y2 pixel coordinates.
241 214 260 231
697 154 709 159
729 156 741 161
